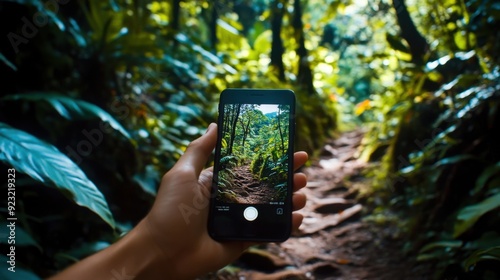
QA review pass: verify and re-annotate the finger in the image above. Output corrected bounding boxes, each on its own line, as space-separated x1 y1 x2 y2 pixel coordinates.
174 123 217 176
293 151 308 171
292 192 306 211
198 167 214 198
291 213 304 231
293 172 307 192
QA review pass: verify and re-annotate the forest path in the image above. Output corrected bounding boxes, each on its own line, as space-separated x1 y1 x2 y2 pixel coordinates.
232 165 276 204
205 130 429 280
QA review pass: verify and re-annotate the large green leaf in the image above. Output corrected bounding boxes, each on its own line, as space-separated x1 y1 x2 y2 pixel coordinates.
454 192 500 237
0 122 115 228
3 93 130 139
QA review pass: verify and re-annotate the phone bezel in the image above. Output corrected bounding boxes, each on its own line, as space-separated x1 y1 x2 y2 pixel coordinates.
207 88 296 242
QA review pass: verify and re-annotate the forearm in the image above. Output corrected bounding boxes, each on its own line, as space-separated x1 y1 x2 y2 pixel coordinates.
49 220 178 280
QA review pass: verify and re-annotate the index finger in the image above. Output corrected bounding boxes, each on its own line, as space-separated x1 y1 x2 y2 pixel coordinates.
173 123 217 176
293 151 308 171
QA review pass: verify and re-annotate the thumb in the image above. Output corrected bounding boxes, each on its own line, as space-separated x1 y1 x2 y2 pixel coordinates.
173 123 217 176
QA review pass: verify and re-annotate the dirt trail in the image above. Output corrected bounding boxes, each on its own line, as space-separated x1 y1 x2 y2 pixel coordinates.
203 130 429 280
232 165 276 204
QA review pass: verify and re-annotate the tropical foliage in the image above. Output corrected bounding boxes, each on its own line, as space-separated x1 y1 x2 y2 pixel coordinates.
358 0 500 278
0 0 499 278
0 0 335 277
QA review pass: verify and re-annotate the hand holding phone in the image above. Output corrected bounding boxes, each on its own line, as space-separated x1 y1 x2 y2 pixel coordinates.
208 89 296 241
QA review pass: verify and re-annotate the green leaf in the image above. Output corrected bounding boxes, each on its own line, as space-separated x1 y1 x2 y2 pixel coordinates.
0 52 17 71
132 165 159 196
175 33 221 64
68 18 88 47
454 192 500 237
0 122 115 229
464 246 500 271
386 32 410 53
433 154 477 168
3 93 130 139
419 240 463 253
472 161 500 195
464 232 500 250
5 0 65 31
454 31 476 50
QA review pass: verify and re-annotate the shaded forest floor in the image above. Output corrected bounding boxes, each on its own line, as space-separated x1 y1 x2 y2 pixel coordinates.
204 130 431 279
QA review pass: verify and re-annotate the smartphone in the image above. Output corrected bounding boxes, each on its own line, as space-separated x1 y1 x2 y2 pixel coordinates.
208 88 296 242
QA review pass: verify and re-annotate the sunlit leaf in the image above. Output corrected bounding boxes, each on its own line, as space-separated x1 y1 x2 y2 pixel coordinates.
6 0 65 31
454 192 500 237
3 93 131 139
68 18 87 47
454 31 476 50
165 102 199 119
175 33 221 64
253 30 272 54
0 122 115 229
432 154 477 168
354 99 371 115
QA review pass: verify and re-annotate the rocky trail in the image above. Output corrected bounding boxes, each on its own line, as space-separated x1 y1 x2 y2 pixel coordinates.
204 130 429 280
231 165 277 204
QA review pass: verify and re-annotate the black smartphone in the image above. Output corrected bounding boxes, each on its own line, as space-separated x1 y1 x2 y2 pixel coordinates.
208 88 296 242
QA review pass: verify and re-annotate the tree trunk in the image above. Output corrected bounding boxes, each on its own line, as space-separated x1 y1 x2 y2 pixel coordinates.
241 117 251 153
277 107 285 154
172 0 180 31
270 0 286 81
210 1 218 50
293 0 315 94
223 104 230 137
228 104 241 155
392 0 429 64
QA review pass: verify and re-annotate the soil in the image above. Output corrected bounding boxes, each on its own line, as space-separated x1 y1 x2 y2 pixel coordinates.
202 130 431 280
231 165 278 204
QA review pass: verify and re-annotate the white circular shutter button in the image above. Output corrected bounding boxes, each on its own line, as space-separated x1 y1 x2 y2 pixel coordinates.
243 206 258 221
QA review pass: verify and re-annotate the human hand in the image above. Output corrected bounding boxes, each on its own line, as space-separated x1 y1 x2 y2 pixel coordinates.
140 123 308 279
49 123 307 280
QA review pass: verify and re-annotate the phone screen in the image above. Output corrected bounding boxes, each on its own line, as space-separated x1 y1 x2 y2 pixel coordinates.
208 89 295 241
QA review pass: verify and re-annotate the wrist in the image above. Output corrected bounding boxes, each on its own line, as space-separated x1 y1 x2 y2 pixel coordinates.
111 220 171 279
137 217 198 279
49 220 174 280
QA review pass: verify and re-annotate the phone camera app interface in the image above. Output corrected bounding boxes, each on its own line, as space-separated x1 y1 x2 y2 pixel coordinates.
215 103 290 213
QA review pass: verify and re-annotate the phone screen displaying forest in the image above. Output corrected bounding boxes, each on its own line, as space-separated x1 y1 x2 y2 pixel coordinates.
216 103 290 205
